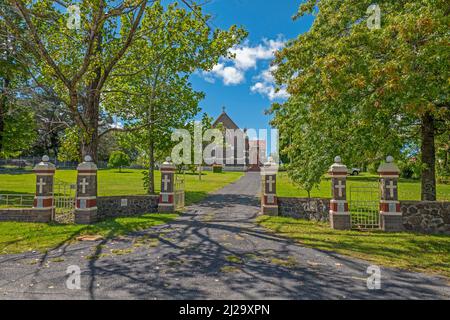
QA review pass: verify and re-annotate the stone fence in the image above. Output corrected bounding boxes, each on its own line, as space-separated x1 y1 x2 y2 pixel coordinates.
261 156 450 235
0 155 185 225
97 195 159 220
0 208 53 223
276 197 450 235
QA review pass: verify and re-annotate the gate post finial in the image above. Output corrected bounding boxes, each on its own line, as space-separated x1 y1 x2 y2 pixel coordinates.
74 155 98 224
159 157 176 213
328 156 351 230
33 155 56 221
378 156 402 232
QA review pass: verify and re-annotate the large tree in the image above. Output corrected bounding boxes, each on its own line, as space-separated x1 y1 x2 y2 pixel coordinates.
105 2 246 193
272 0 449 200
2 0 245 165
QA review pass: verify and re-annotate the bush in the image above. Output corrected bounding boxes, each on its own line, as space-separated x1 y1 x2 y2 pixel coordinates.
398 160 421 180
108 151 130 172
213 165 223 173
367 162 381 175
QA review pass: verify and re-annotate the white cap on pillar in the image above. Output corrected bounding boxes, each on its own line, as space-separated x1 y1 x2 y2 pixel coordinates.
78 155 97 170
34 155 55 171
378 156 400 174
261 156 278 175
329 156 347 174
161 157 176 170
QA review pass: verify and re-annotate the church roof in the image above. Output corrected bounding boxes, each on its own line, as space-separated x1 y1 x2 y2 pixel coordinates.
212 109 240 130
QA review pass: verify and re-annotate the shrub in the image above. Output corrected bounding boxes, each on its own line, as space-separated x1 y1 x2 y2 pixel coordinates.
213 165 223 173
108 151 130 172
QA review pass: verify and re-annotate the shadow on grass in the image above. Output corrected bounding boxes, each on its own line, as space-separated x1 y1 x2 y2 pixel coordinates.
0 213 177 257
0 190 34 195
256 216 450 277
185 191 209 206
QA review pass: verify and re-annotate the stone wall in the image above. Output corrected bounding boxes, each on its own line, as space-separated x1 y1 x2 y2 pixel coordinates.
278 197 330 222
97 195 159 219
401 201 450 234
0 208 52 223
277 197 450 235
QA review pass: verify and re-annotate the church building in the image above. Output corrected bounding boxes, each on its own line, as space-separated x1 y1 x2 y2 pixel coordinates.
212 108 266 172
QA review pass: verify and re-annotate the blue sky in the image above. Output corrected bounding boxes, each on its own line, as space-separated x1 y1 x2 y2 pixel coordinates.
189 0 314 130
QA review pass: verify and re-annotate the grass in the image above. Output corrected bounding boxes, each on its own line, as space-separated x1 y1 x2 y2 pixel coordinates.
277 172 450 201
0 213 178 255
0 169 243 255
0 169 244 205
257 216 450 278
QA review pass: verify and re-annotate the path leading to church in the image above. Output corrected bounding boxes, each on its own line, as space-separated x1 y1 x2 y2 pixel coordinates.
0 173 449 299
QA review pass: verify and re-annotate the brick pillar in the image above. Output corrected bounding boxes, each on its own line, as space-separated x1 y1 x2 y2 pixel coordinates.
261 158 278 216
33 155 56 217
158 158 176 213
329 156 351 230
74 155 98 224
378 156 403 232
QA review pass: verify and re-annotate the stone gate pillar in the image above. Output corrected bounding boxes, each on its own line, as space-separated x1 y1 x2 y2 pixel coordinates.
33 155 56 218
261 157 278 216
74 155 98 224
329 156 351 230
378 156 403 232
158 158 176 213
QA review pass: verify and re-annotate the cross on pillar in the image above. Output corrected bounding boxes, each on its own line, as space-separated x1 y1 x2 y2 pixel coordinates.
267 176 275 193
386 180 397 198
80 178 89 194
162 175 171 191
37 178 46 194
335 180 345 197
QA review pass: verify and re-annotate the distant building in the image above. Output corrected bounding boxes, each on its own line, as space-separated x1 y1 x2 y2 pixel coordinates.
212 108 266 171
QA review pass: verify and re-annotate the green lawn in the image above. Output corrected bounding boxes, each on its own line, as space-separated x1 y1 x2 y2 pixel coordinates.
0 213 178 255
277 172 450 201
0 169 243 255
257 216 450 278
0 169 244 205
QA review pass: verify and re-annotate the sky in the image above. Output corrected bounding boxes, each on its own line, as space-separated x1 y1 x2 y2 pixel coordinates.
188 0 315 131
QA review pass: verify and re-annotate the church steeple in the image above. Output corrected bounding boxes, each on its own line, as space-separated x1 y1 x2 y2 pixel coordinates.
213 107 239 130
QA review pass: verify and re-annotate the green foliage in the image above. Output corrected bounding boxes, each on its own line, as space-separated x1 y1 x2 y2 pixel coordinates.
0 105 36 158
398 160 421 180
108 151 130 172
271 0 449 195
57 127 81 162
213 165 223 174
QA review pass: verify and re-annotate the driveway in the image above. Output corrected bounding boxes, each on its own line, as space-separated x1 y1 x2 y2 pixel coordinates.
0 172 449 299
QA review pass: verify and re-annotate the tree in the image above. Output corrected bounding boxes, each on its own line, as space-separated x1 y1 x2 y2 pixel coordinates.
3 0 148 162
104 2 246 193
108 150 130 172
272 0 449 200
0 3 37 158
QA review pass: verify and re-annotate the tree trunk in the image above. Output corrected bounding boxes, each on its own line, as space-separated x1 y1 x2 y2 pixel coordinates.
420 112 437 201
148 137 155 194
147 101 156 195
81 101 99 163
0 78 10 153
81 32 102 163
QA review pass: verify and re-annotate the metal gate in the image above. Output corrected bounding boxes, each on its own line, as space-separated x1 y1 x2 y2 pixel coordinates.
349 184 380 230
53 178 76 223
174 174 185 211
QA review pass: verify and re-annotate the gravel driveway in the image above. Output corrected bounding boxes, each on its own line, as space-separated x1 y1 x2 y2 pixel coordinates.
0 173 449 300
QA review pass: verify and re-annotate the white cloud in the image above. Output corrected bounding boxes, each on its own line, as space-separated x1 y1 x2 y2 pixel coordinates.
251 65 289 101
230 38 285 71
202 36 286 86
209 63 245 85
251 81 289 101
